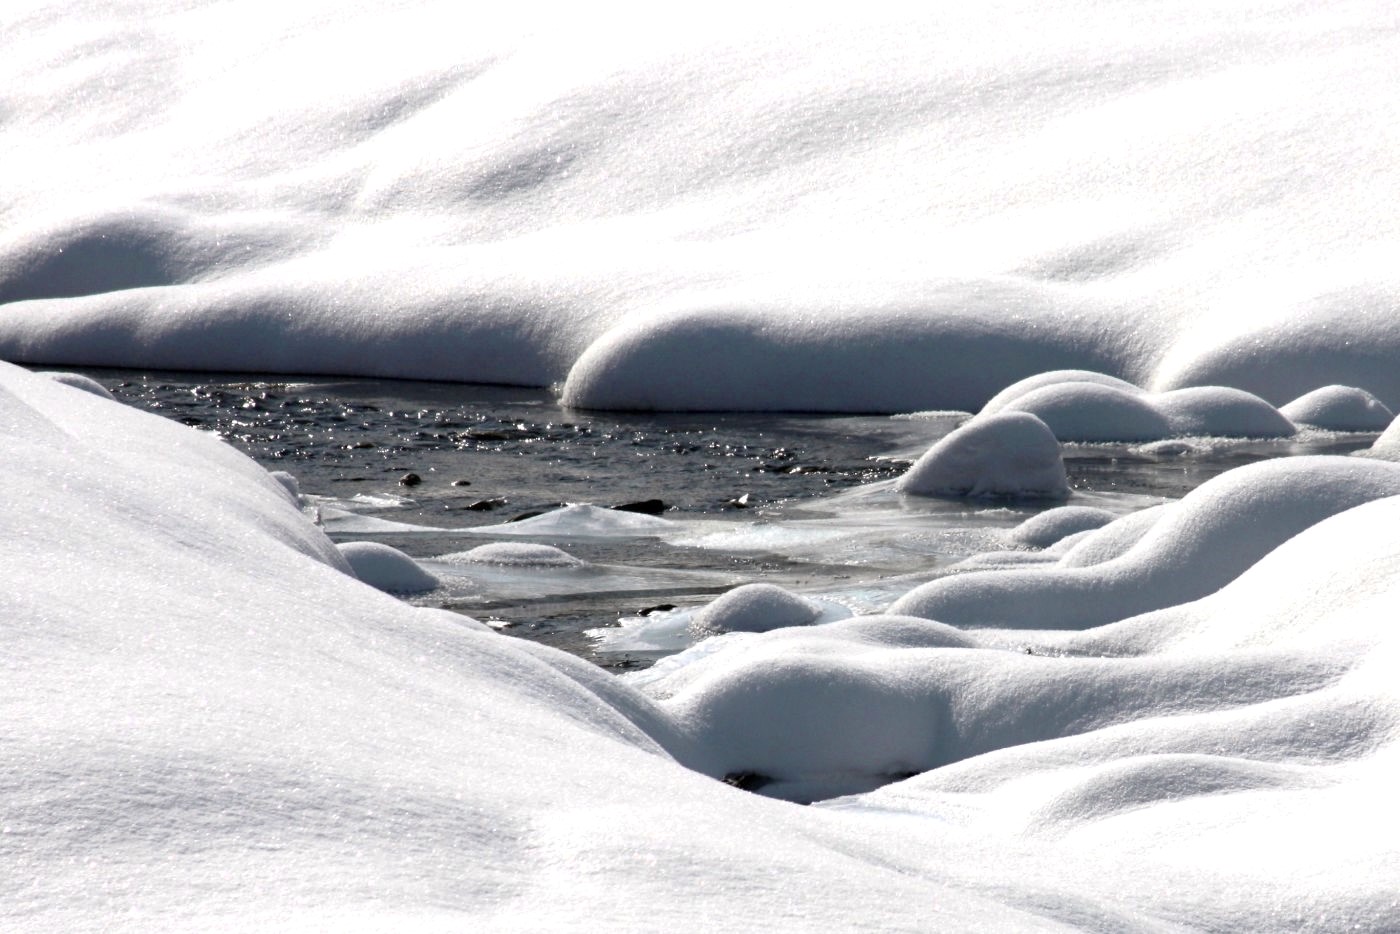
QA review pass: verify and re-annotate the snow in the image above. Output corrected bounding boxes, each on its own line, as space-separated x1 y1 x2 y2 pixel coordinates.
440 541 584 567
337 540 440 593
890 456 1400 628
986 371 1298 442
1281 384 1395 431
7 344 1400 928
3 3 1400 413
896 412 1069 499
8 0 1400 927
1011 506 1118 549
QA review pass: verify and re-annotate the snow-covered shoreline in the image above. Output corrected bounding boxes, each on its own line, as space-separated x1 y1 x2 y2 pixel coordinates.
5 2 1400 412
8 359 1400 930
8 1 1400 927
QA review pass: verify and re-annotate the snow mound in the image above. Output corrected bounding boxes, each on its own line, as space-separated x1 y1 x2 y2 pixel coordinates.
1280 384 1394 431
1153 386 1296 438
593 586 853 654
1011 506 1118 548
691 583 826 635
39 370 115 400
338 541 439 594
988 371 1296 441
889 456 1400 628
895 412 1069 499
473 503 673 538
440 542 583 567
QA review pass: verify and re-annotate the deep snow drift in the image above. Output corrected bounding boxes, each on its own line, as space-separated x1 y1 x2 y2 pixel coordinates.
8 359 1400 929
4 2 1400 411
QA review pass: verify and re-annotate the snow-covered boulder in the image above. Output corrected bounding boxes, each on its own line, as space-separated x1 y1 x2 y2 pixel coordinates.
690 583 826 635
338 541 439 594
1281 385 1394 431
896 412 1069 499
986 371 1296 442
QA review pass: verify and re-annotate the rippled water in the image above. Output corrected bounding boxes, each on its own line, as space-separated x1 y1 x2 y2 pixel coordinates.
86 369 1375 668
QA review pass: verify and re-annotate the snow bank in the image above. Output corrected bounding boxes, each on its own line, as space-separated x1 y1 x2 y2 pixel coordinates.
5 4 1400 413
338 540 440 593
896 412 1069 499
890 456 1400 628
10 360 1400 927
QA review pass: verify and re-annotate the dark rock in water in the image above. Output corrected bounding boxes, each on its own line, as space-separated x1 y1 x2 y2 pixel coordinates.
451 479 472 487
612 499 666 515
638 603 677 616
464 497 508 511
398 472 422 487
724 493 752 508
722 771 774 792
507 510 547 523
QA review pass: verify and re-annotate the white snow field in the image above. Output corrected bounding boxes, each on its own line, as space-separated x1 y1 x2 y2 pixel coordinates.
9 372 1400 931
4 2 1400 412
8 1 1400 929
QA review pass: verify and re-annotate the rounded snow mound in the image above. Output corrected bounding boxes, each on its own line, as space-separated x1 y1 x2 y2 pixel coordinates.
39 371 115 400
896 412 1068 499
979 370 1146 416
338 541 439 594
1154 386 1296 438
691 583 826 635
1001 382 1171 442
984 371 1295 442
1011 506 1118 549
1280 385 1394 431
443 542 583 568
889 455 1400 629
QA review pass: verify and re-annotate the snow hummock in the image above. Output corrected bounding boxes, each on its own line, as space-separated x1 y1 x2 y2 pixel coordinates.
890 456 1400 628
689 583 828 635
896 411 1069 499
440 541 584 568
1280 384 1395 431
471 503 674 538
1011 505 1118 548
337 540 440 593
984 371 1298 441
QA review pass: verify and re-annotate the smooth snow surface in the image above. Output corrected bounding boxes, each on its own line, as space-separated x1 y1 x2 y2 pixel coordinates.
1281 384 1395 431
984 371 1299 441
5 4 1400 412
1011 506 1118 548
9 363 1400 929
896 412 1069 499
337 540 440 593
890 456 1400 627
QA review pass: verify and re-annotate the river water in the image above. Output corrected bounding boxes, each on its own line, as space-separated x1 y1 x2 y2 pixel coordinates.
88 369 1374 669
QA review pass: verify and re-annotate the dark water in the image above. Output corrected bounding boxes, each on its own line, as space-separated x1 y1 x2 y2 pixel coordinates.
83 368 1377 668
